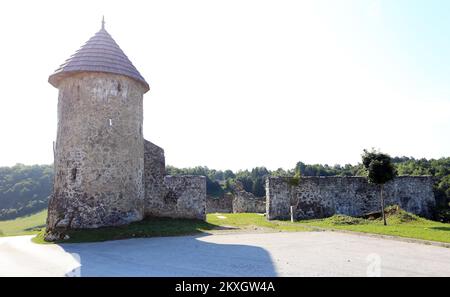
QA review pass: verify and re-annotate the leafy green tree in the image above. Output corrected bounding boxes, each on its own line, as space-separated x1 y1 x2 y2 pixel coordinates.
237 175 253 193
272 168 291 177
223 170 235 180
362 149 397 226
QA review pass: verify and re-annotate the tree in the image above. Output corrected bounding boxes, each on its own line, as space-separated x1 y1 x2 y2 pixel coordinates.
223 170 235 180
0 164 53 220
362 149 397 226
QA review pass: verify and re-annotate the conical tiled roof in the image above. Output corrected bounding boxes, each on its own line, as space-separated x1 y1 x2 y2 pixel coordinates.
49 24 149 92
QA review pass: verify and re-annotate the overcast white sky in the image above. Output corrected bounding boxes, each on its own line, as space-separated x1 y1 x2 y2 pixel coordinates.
0 0 449 171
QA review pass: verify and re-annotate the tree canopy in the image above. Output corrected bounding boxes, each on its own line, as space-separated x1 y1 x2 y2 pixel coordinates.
362 149 397 185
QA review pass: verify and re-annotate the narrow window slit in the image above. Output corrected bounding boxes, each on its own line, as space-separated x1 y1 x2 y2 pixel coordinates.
71 167 77 181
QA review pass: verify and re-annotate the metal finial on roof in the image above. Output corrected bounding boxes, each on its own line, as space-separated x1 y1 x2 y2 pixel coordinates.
101 16 105 30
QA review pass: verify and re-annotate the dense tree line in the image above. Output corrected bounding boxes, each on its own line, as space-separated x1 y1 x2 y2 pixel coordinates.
1 157 449 221
0 164 52 220
393 157 450 220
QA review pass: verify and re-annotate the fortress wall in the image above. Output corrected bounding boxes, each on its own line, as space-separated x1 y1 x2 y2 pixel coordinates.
206 194 233 213
266 176 435 220
144 140 206 220
162 176 207 220
143 140 166 217
232 187 266 213
206 184 266 214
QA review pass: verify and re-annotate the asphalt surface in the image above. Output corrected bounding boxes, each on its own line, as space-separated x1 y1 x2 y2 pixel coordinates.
1 231 450 277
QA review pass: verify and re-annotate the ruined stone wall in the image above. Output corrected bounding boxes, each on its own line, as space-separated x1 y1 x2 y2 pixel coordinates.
206 193 233 213
48 72 146 231
143 140 166 217
232 182 266 213
143 141 207 220
205 190 266 214
162 176 207 220
266 176 435 220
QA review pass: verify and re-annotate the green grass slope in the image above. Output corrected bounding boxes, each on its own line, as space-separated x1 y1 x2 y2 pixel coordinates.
0 210 47 237
300 206 450 243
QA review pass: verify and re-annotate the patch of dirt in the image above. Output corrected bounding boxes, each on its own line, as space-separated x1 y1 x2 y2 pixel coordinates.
384 205 419 222
362 205 419 223
328 215 365 225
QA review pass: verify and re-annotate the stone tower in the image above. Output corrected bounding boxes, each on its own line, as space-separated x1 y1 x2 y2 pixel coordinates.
46 20 150 236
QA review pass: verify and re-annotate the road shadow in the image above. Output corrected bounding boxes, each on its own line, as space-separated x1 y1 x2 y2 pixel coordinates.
61 233 277 277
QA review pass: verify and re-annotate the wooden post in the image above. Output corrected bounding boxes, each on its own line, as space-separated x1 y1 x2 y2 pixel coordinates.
381 184 387 226
290 206 294 223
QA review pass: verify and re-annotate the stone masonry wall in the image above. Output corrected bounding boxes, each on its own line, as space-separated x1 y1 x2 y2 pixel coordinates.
162 176 207 220
206 184 266 214
266 176 435 220
143 140 166 217
206 193 233 213
232 182 266 213
143 140 206 220
47 73 145 232
206 191 265 214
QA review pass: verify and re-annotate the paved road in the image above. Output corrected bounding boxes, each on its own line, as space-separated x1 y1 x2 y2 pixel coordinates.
1 231 450 277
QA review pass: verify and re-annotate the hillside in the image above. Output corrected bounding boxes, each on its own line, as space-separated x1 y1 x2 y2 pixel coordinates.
0 164 52 220
0 210 47 236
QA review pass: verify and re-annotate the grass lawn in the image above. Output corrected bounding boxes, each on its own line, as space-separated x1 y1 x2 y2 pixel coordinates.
0 210 47 237
299 207 450 244
207 213 308 232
